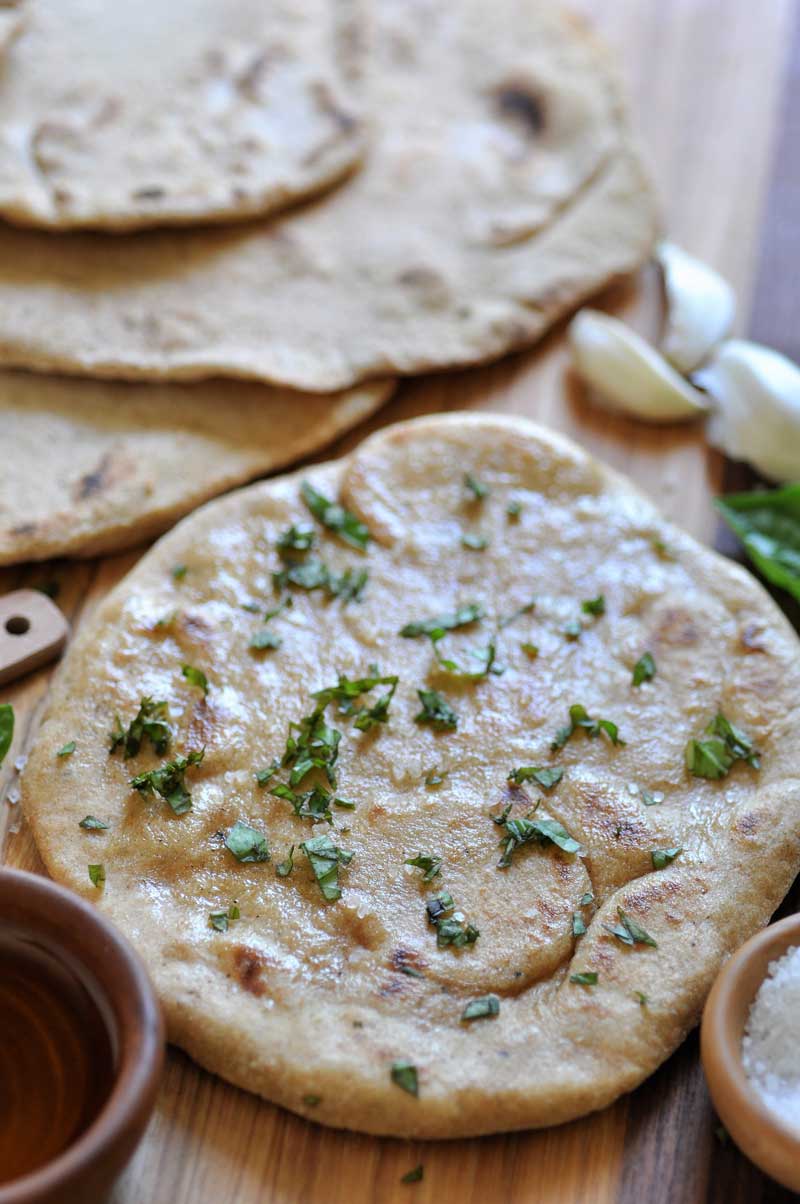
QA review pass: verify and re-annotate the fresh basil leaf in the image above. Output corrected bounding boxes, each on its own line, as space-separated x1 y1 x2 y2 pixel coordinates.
57 740 76 758
641 788 664 806
651 846 682 870
507 766 563 789
250 628 282 651
277 523 316 554
400 604 485 639
0 704 13 768
391 1061 419 1097
707 712 760 768
301 833 353 901
424 768 447 788
130 749 204 815
461 994 500 1022
716 485 800 602
464 473 488 500
401 1164 424 1184
425 891 454 923
276 846 295 877
570 971 597 986
301 481 370 550
110 697 170 759
435 916 480 948
80 815 109 831
461 533 488 551
581 595 606 616
521 641 539 658
603 906 657 948
579 891 594 906
551 704 624 751
685 711 759 778
498 598 536 629
497 815 583 867
572 912 586 937
632 652 656 687
634 990 648 1006
181 663 209 695
255 759 280 787
415 689 458 731
225 820 269 863
88 863 105 888
430 634 499 681
313 672 398 731
405 853 442 882
210 906 239 932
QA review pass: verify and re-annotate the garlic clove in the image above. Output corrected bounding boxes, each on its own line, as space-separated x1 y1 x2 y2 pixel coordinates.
695 339 800 482
568 308 709 424
657 241 736 374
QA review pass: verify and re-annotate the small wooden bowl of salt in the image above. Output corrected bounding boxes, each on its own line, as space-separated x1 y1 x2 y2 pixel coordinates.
701 913 800 1192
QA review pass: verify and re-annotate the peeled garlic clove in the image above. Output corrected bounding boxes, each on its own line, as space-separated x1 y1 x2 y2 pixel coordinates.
695 339 800 482
658 241 736 374
568 308 709 423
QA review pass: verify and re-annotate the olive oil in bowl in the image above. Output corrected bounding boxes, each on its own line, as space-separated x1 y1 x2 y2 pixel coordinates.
0 931 115 1187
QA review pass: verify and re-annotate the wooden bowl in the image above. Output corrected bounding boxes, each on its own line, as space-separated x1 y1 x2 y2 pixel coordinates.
701 913 800 1192
0 867 164 1204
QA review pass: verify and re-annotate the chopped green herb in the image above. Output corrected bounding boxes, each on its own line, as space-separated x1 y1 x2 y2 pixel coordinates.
716 485 800 602
280 707 342 789
425 895 478 949
110 697 170 759
276 846 295 877
497 813 583 868
255 759 280 787
551 704 624 751
301 481 370 550
685 712 760 779
273 558 368 603
498 598 536 629
225 820 269 863
425 891 454 923
277 523 316 554
572 913 586 937
171 564 188 580
130 749 204 816
604 907 657 948
405 853 442 882
312 672 399 732
57 740 76 758
582 595 606 616
461 994 500 1022
634 991 648 1007
461 533 488 551
424 768 447 788
464 472 488 501
250 628 282 651
401 1164 424 1185
507 765 563 790
209 904 239 932
79 815 109 831
391 1061 419 1097
415 689 458 731
641 788 663 806
429 635 499 681
563 620 582 641
506 499 522 519
580 891 594 906
181 663 208 696
521 642 539 658
651 846 682 870
570 971 598 986
400 603 485 639
88 863 105 889
651 537 676 561
301 833 353 901
632 652 656 687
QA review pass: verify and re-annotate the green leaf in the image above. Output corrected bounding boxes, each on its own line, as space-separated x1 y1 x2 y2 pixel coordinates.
521 642 539 658
391 1061 419 1097
88 863 105 889
57 740 76 758
461 533 488 551
301 481 370 550
500 816 582 864
415 689 458 731
405 853 442 882
632 652 656 687
250 628 282 651
634 990 649 1006
685 711 759 779
110 697 171 759
507 766 563 789
276 846 295 877
716 485 800 602
498 599 536 629
277 523 316 553
641 788 664 806
130 749 204 815
435 916 480 948
312 672 398 731
181 663 209 695
604 906 658 948
79 815 108 831
171 564 188 580
651 846 682 870
572 912 586 937
425 891 454 923
461 994 500 1022
401 1164 424 1184
225 820 270 863
551 704 624 751
424 768 447 788
400 603 485 638
579 891 594 906
581 595 606 616
0 704 14 767
301 834 353 901
464 473 488 500
255 759 280 787
570 971 597 986
272 558 368 603
506 499 522 519
209 905 239 932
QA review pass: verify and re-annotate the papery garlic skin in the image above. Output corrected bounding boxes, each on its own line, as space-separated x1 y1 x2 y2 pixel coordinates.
697 340 800 482
568 308 709 423
658 242 736 373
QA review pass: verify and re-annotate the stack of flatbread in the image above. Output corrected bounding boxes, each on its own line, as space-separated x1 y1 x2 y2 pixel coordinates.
0 0 656 564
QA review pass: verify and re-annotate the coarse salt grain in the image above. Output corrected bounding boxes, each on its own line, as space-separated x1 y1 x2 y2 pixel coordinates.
742 944 800 1132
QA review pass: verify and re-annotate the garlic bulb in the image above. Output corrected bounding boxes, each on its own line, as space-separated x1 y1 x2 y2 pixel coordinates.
696 340 800 482
568 309 709 423
658 242 735 373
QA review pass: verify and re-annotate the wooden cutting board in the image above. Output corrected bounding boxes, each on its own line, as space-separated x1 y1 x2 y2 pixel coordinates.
1 3 799 1201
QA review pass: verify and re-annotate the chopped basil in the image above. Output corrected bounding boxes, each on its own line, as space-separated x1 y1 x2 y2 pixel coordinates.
497 813 583 868
435 917 480 949
685 712 760 779
181 663 209 696
461 533 488 551
110 697 170 759
652 846 682 870
79 815 109 831
498 598 536 629
171 564 188 580
209 904 239 932
401 1164 424 1184
400 603 485 638
415 689 458 731
521 642 539 658
273 558 368 603
651 537 676 561
250 628 282 651
632 652 656 686
391 1061 419 1097
563 620 582 641
405 853 442 882
130 749 204 815
604 907 657 948
506 499 522 519
301 833 353 901
88 863 105 889
301 481 370 550
57 741 76 758
572 912 586 937
425 891 454 923
276 846 295 877
282 708 342 788
579 891 594 906
277 523 316 553
551 704 624 751
634 991 649 1006
507 766 563 789
641 788 663 806
0 705 14 767
570 971 597 986
313 671 398 731
430 635 499 681
582 595 606 616
424 768 447 788
464 473 488 501
716 484 800 602
461 994 500 1022
225 820 269 863
255 759 280 787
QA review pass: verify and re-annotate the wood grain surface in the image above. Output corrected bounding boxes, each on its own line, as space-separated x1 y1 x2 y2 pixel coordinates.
1 3 799 1201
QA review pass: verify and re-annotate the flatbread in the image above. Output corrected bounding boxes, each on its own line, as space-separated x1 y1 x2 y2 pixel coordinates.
0 1 657 389
0 372 392 564
22 413 800 1138
0 0 365 230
